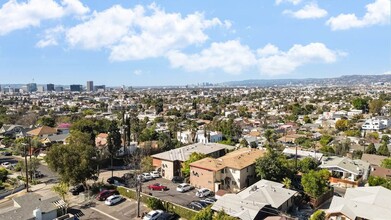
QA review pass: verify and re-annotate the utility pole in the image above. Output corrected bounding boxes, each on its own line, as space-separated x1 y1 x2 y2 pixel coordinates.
23 143 29 192
137 179 141 217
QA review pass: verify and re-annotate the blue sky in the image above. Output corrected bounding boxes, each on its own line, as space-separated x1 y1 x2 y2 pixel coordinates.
0 0 390 86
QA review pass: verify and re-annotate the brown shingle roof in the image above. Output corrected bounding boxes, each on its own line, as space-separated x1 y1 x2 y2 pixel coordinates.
27 126 57 136
190 148 265 171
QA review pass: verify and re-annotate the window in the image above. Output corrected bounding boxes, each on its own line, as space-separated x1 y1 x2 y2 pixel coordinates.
246 167 249 172
221 169 225 174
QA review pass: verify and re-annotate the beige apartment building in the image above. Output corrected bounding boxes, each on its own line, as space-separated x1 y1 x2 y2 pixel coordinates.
189 148 265 192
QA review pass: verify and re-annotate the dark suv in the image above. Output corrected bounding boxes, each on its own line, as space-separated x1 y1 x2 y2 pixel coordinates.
107 176 125 185
96 189 119 201
70 184 85 195
171 176 184 183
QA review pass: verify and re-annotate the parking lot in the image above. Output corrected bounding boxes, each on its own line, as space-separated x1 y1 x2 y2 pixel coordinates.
139 177 211 208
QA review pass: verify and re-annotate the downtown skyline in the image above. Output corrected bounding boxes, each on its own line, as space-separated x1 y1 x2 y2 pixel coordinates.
0 0 390 86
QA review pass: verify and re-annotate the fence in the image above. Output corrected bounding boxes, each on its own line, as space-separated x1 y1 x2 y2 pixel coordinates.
117 186 197 220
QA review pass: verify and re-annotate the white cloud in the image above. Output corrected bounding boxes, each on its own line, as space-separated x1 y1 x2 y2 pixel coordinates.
62 0 90 16
167 40 257 74
257 43 345 75
36 25 65 48
66 5 142 49
283 3 328 19
64 3 229 61
326 0 390 30
276 0 302 5
257 43 279 56
0 0 89 35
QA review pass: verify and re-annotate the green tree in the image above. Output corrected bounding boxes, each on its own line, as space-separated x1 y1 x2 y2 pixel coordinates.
154 98 164 115
182 152 207 178
141 156 153 173
351 97 369 112
299 157 318 173
255 148 292 182
381 135 390 144
369 99 384 115
365 143 377 154
0 168 8 182
191 207 213 220
240 139 249 147
335 119 349 131
303 115 312 124
301 169 330 198
368 176 391 190
45 143 97 185
146 197 164 210
310 210 326 220
213 209 237 220
37 116 56 127
282 177 292 189
319 135 333 146
352 150 363 159
381 158 391 169
377 142 390 156
70 118 97 144
107 121 122 177
52 182 69 202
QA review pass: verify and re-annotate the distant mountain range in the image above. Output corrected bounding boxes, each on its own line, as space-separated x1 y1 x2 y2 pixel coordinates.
220 75 391 87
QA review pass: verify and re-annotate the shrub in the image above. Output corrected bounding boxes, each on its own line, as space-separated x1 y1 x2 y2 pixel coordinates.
146 197 165 210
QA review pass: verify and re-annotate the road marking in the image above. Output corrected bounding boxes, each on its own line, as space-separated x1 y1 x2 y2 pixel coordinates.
90 207 121 220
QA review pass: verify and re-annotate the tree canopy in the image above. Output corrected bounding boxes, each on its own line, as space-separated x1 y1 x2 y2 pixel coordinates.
46 143 98 185
301 169 330 198
365 143 377 154
255 148 293 182
381 158 391 169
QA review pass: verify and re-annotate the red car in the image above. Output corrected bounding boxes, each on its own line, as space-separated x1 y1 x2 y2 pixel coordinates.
147 183 168 191
96 189 119 201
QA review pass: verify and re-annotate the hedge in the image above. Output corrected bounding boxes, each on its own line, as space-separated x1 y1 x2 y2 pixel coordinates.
117 186 197 220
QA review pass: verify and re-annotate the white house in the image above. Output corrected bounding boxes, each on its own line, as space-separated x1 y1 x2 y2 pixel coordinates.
176 130 193 144
195 130 223 144
361 117 391 131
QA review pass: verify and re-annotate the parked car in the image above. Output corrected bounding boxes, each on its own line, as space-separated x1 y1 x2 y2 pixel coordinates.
1 151 12 156
141 173 154 181
143 210 164 220
187 201 203 211
150 171 160 178
148 183 168 191
96 189 119 201
107 176 125 185
176 183 192 192
104 195 122 206
156 212 178 220
70 184 85 195
1 162 12 169
203 197 217 204
195 188 212 198
171 176 184 183
32 171 44 178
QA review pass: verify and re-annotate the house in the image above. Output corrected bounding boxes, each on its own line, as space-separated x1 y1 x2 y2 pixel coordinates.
177 130 193 144
282 148 323 161
361 117 391 131
27 126 58 138
211 179 298 220
0 193 66 220
361 153 388 167
319 156 370 183
41 133 70 146
327 186 391 220
189 148 265 192
152 143 228 180
195 130 223 144
370 166 391 179
56 123 71 134
0 124 28 139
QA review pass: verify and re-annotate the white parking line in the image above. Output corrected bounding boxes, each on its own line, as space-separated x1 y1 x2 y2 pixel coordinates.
90 207 121 220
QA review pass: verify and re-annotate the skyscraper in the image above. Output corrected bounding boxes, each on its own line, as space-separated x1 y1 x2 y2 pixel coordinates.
87 81 94 92
46 84 55 91
70 85 82 92
26 83 37 92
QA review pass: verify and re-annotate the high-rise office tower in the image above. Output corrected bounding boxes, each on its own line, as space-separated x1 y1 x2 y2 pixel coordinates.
87 81 94 92
26 83 37 92
47 84 55 91
70 84 82 92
